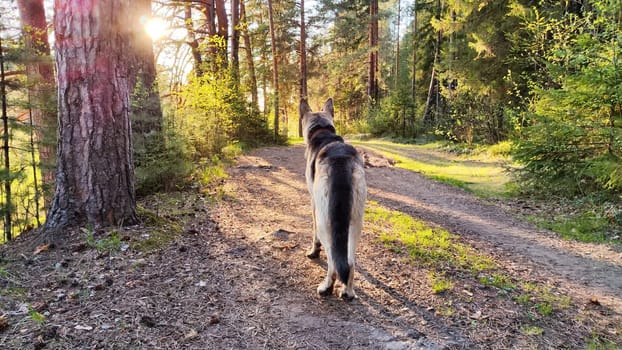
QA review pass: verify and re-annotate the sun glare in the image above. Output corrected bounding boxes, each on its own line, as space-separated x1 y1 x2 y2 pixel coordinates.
144 17 167 41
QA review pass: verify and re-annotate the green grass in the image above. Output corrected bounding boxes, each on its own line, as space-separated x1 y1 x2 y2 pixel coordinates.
429 273 453 294
352 139 513 198
586 336 620 350
84 228 123 253
521 325 544 336
288 137 305 145
542 213 613 244
479 273 516 291
366 201 495 272
28 305 45 325
517 282 572 317
131 206 183 252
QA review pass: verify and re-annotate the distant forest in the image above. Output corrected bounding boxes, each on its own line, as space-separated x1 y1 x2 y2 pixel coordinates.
0 0 620 241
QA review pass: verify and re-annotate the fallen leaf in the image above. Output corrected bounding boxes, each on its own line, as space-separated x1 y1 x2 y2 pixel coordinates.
33 244 49 255
74 325 93 331
184 328 199 340
0 314 8 331
589 297 601 306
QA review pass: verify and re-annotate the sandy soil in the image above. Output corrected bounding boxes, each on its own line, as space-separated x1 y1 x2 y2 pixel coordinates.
0 144 620 349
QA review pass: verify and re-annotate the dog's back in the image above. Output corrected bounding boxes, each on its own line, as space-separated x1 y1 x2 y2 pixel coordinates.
300 98 366 299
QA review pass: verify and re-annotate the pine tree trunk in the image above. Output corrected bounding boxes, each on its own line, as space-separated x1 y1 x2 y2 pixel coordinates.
0 36 12 241
240 0 259 114
16 0 57 202
231 0 240 83
131 0 163 142
368 0 379 102
184 5 203 77
299 0 308 137
267 0 279 138
215 0 229 67
395 0 401 90
202 0 218 59
411 0 418 135
45 0 137 229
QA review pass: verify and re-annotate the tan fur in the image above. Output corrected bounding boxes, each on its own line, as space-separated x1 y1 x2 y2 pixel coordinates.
300 98 366 299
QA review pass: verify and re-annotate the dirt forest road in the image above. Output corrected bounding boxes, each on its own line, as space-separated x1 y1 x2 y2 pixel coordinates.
212 144 622 349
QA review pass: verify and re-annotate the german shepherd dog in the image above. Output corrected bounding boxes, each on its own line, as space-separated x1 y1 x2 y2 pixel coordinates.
300 98 366 300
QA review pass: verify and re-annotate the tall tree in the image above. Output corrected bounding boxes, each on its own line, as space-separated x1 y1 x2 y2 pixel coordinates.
411 0 417 114
45 0 137 229
16 0 56 199
215 0 229 67
394 0 401 90
267 0 279 138
368 0 379 101
0 34 12 240
131 0 163 142
231 0 241 82
299 0 307 137
184 4 203 77
240 0 259 113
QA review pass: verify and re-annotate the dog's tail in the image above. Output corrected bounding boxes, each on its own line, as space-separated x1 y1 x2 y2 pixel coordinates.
328 156 354 285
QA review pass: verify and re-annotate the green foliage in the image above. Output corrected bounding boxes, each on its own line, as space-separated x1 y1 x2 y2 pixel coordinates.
511 1 622 199
135 130 194 196
177 70 272 159
0 35 48 243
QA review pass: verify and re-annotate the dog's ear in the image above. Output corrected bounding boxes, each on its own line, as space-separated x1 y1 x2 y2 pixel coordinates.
300 98 312 119
322 98 334 118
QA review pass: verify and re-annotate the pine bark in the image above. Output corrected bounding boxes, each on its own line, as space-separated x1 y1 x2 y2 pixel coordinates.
131 0 163 138
45 0 137 229
368 0 379 101
184 4 203 77
299 0 308 137
215 0 229 67
267 0 279 138
231 0 240 82
240 0 259 113
16 0 57 200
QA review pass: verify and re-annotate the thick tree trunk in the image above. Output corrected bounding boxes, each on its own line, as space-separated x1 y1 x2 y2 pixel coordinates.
299 0 307 137
45 0 137 229
240 0 259 113
267 0 279 138
16 0 57 202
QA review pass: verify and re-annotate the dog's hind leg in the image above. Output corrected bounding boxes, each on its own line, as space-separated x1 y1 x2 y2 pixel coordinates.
339 263 355 300
306 201 322 259
317 253 336 296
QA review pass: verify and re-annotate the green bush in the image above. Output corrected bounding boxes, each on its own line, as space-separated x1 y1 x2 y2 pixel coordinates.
135 130 194 196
